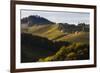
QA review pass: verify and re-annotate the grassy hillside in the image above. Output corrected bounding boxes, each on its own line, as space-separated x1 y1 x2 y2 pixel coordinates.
22 24 89 43
57 32 89 44
21 24 89 62
21 33 70 62
38 42 89 62
22 24 65 40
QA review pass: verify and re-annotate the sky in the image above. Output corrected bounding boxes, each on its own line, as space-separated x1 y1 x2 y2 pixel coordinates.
21 10 90 25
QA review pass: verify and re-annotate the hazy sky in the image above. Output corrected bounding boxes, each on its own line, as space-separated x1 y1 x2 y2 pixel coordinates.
21 10 90 25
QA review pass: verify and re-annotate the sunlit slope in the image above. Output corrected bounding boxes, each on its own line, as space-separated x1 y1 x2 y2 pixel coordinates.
22 24 89 43
43 24 65 40
57 32 89 43
25 24 65 40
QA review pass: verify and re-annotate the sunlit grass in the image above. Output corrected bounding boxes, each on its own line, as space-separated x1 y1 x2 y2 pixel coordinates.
57 32 89 43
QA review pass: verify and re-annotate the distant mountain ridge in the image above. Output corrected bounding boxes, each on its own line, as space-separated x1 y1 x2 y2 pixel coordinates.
21 15 89 33
21 15 54 26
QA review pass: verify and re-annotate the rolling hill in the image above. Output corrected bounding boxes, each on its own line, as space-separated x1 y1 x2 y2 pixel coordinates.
57 32 89 44
22 24 89 44
22 24 66 40
21 33 70 62
21 15 89 62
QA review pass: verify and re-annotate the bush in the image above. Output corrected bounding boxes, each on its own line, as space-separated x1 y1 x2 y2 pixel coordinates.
67 52 77 60
38 42 89 62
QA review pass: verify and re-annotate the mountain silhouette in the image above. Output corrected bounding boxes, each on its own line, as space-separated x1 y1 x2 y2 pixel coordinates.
21 15 54 26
